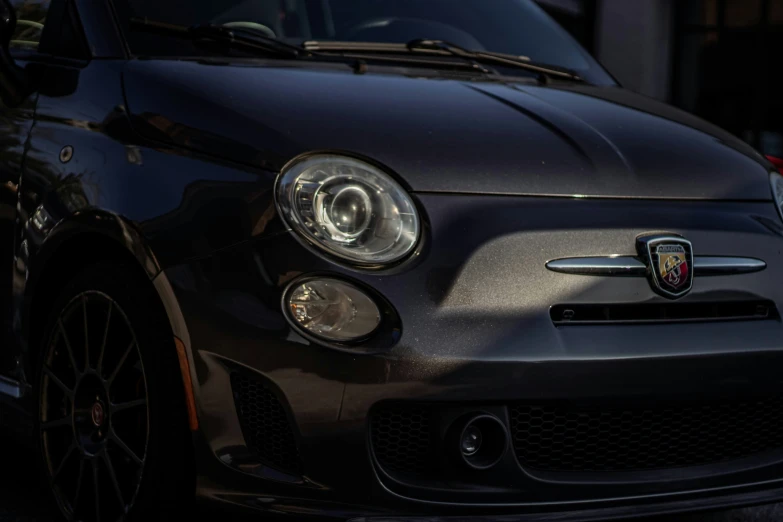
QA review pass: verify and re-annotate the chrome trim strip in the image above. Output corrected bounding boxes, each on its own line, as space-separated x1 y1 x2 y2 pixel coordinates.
546 256 766 277
545 256 646 276
693 257 767 275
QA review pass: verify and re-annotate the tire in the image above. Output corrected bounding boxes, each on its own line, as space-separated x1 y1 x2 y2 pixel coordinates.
35 262 194 522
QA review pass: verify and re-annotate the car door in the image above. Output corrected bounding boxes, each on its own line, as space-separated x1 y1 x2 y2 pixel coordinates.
0 0 54 378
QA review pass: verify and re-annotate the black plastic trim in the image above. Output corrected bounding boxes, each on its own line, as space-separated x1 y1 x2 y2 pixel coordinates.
550 300 778 326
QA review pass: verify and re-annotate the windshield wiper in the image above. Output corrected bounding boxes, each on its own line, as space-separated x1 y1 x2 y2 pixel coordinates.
410 39 584 83
303 39 585 83
129 18 309 59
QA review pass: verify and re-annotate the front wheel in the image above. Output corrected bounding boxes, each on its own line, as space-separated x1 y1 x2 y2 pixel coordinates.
36 263 193 521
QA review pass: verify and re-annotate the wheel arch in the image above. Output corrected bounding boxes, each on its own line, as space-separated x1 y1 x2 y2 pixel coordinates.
23 210 190 384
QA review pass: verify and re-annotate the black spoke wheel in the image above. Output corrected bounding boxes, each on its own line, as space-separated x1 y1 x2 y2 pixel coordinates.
41 292 148 522
36 263 193 522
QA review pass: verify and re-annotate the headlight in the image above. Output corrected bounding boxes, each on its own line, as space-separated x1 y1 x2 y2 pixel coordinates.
286 278 381 341
771 171 783 222
276 155 420 265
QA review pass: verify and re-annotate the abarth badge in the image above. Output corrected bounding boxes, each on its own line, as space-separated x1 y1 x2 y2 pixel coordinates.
636 234 694 299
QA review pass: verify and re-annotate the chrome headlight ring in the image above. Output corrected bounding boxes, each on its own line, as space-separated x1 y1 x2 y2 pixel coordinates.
770 170 783 223
276 155 420 266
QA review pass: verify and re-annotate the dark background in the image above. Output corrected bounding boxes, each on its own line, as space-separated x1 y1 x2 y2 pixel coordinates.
536 0 783 159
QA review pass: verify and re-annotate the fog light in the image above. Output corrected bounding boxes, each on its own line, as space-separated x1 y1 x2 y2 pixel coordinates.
287 278 381 341
461 425 483 456
448 413 508 470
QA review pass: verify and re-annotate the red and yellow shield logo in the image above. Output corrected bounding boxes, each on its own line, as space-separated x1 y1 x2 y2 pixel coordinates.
657 244 689 290
637 234 694 299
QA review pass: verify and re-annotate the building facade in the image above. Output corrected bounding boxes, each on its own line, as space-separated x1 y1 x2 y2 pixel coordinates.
536 0 783 157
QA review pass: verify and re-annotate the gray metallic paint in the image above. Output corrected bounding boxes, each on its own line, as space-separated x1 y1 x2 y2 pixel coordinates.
121 59 774 200
163 194 783 513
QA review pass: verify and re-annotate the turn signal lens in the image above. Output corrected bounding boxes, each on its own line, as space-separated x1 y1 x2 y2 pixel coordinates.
766 155 783 174
287 278 381 341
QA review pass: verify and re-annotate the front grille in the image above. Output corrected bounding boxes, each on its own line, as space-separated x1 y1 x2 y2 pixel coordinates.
510 396 783 472
231 372 301 474
371 405 435 476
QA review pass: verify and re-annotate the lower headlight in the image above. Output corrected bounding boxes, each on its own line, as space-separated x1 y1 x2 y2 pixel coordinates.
286 278 381 342
276 155 420 265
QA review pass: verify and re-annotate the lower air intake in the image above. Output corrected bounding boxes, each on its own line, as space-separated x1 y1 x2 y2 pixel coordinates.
371 404 435 476
510 396 783 472
230 372 301 474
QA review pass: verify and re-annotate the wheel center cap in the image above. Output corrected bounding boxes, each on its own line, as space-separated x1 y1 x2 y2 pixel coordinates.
91 401 105 427
73 375 110 454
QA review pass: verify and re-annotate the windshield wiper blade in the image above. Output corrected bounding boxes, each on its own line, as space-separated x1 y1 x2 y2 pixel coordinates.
410 39 584 83
303 39 584 83
303 39 494 75
129 18 307 58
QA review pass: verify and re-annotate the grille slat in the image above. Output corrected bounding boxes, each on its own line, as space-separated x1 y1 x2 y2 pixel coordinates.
510 397 783 472
231 373 301 474
550 301 776 325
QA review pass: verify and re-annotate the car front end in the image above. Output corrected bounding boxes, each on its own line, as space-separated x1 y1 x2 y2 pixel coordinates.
13 1 783 520
164 173 783 519
119 9 783 517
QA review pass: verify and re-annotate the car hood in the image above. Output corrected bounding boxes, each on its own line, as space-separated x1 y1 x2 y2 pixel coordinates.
122 60 773 200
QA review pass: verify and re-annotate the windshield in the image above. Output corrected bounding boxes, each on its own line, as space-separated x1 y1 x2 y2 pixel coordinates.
115 0 615 85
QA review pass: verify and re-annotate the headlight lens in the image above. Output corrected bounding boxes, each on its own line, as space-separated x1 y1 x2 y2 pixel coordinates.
771 171 783 222
287 278 381 341
276 156 419 264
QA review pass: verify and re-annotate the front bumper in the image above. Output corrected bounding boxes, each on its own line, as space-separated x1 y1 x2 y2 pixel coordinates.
162 194 783 519
196 480 783 521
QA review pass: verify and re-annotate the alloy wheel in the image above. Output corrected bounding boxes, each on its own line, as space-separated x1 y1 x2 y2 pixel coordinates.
40 291 149 522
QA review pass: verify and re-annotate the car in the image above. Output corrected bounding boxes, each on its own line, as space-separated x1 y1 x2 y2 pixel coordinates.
1 0 783 521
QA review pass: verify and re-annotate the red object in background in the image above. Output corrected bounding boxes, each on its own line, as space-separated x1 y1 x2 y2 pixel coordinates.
767 155 783 173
